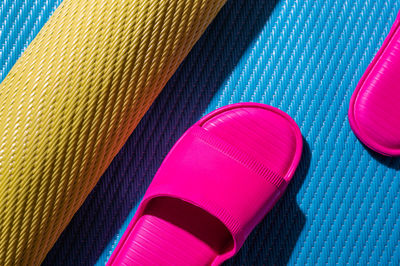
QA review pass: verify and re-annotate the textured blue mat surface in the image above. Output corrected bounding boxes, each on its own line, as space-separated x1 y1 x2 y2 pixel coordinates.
2 0 400 265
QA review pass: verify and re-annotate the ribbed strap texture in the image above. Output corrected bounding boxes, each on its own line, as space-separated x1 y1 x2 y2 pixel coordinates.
0 0 226 264
191 126 285 188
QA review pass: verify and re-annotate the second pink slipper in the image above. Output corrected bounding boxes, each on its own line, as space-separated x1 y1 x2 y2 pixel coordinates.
349 10 400 156
107 103 303 265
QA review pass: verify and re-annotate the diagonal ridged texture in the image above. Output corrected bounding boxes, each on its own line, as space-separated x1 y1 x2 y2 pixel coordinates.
2 0 400 265
0 0 226 264
42 0 400 264
0 0 63 82
45 0 398 265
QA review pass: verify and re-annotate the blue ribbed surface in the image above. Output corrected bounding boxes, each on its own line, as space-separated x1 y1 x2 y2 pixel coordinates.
0 0 62 82
2 0 400 265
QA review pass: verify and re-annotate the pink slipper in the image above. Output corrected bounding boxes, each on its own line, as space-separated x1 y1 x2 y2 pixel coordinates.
349 10 400 156
107 103 303 265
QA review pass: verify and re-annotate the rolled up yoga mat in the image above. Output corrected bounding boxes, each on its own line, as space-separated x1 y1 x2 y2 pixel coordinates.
0 0 226 264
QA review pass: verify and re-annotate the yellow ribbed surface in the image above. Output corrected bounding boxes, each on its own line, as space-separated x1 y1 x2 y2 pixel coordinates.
0 0 226 264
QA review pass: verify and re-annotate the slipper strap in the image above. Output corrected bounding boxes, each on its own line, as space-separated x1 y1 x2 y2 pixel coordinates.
141 125 286 251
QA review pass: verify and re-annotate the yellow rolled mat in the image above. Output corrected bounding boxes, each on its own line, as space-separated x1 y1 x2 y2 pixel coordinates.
0 0 226 264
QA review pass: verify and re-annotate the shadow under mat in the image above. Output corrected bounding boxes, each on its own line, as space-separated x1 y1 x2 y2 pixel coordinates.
44 0 281 264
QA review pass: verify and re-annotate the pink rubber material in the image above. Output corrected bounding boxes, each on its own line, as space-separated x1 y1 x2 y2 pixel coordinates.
349 10 400 156
107 103 303 265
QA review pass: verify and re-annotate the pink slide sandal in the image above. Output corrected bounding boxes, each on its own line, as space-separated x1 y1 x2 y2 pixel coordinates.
107 103 303 265
349 10 400 156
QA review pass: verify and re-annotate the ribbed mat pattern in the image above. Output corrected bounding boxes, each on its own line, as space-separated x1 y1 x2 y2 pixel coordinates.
0 0 226 264
2 0 400 265
0 0 62 83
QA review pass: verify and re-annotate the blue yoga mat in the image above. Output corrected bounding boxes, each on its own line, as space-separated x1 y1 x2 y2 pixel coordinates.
1 0 400 265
